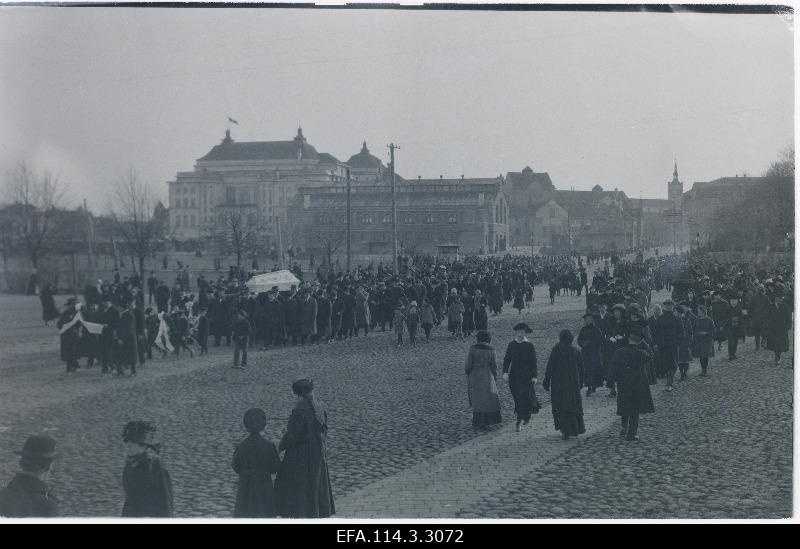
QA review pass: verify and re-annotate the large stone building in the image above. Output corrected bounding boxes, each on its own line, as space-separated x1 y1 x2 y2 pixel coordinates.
288 174 510 257
506 166 557 246
167 127 348 243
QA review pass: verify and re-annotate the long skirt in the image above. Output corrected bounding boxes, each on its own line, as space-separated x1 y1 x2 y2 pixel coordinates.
472 411 502 429
552 411 586 437
510 381 540 422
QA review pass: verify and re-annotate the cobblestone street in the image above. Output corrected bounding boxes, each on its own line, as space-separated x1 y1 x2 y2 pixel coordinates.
0 290 792 518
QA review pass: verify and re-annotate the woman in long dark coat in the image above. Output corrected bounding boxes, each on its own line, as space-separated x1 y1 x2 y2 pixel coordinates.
275 379 335 518
502 322 539 432
39 283 59 325
577 312 605 396
606 326 654 442
465 330 502 430
543 329 585 440
765 294 792 367
461 291 475 337
232 409 280 518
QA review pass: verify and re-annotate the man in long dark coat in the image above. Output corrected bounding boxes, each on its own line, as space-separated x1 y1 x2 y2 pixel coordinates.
261 288 285 349
749 286 771 350
56 298 82 373
765 294 792 367
299 290 318 346
212 293 232 347
285 286 301 345
114 301 138 376
577 312 605 396
606 325 654 442
654 299 684 391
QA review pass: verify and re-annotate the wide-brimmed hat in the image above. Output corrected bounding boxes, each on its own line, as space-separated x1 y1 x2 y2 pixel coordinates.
582 310 597 320
628 324 645 341
612 303 626 312
292 378 314 396
513 322 532 333
122 421 157 445
14 435 59 460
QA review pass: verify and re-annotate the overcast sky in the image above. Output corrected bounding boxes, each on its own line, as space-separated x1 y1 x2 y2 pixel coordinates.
0 8 793 211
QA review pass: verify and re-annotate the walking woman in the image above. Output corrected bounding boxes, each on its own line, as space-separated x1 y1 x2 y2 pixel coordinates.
40 283 59 326
465 330 502 431
274 379 335 518
765 293 792 367
502 322 540 432
692 305 715 377
420 299 436 342
543 329 585 440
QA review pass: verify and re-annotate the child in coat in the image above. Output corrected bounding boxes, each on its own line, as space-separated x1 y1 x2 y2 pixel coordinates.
232 408 280 518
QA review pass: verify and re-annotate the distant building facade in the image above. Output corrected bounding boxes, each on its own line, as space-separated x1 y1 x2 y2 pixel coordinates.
167 128 348 245
288 176 510 257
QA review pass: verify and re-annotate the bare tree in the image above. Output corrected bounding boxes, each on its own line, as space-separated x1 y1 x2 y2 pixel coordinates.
764 143 794 178
309 227 345 269
110 169 159 277
214 207 263 269
4 160 65 269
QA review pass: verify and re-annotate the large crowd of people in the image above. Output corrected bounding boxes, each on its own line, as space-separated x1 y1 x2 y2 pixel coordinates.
4 249 792 518
48 253 594 375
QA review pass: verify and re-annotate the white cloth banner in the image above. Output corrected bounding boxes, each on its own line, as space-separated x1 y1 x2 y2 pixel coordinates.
246 270 301 293
58 312 105 335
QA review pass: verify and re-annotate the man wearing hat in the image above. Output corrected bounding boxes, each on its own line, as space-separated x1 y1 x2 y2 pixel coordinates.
121 421 173 517
56 298 83 374
606 324 655 442
0 435 60 517
578 310 605 396
654 299 684 391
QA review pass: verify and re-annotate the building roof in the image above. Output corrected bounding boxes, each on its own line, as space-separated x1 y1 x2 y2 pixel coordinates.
505 168 554 191
316 152 341 164
197 128 325 162
685 176 767 199
553 189 631 220
346 142 383 169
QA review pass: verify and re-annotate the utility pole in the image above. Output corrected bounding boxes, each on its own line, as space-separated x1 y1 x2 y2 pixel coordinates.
388 143 399 276
346 167 352 272
84 198 94 274
276 215 285 270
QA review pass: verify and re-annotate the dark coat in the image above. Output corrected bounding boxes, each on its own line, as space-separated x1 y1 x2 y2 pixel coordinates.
692 317 715 359
654 312 684 350
40 287 60 322
113 309 138 365
299 297 318 336
121 452 173 517
285 295 301 336
677 315 694 363
232 434 280 518
57 309 83 363
263 298 286 341
502 340 539 421
0 473 59 517
543 342 585 436
465 344 501 414
607 344 655 416
316 296 332 337
765 302 792 353
577 324 605 388
474 306 488 331
749 292 771 330
275 399 335 518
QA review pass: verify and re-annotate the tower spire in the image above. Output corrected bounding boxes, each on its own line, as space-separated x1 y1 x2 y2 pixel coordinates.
673 158 678 178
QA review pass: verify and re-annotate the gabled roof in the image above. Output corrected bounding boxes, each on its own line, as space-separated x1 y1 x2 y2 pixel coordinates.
506 169 554 191
316 152 341 164
685 176 767 199
553 189 629 220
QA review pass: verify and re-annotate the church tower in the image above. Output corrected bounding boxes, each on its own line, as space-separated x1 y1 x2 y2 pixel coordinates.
668 160 683 210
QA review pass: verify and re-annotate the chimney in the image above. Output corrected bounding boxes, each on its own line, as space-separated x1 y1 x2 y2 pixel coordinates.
460 174 464 181
439 175 443 180
418 176 421 181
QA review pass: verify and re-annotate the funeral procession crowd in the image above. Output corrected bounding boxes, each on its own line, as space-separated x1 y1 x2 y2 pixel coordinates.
1 248 793 518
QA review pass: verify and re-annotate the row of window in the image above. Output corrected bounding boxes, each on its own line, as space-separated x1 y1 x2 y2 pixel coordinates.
176 186 197 195
317 213 460 225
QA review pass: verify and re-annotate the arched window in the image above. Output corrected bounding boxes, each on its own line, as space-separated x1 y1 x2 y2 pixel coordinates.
382 214 391 224
403 213 416 224
361 213 373 224
425 213 437 224
339 214 348 224
448 213 458 224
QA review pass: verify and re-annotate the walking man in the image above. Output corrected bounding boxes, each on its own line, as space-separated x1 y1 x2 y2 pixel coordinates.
607 324 654 441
